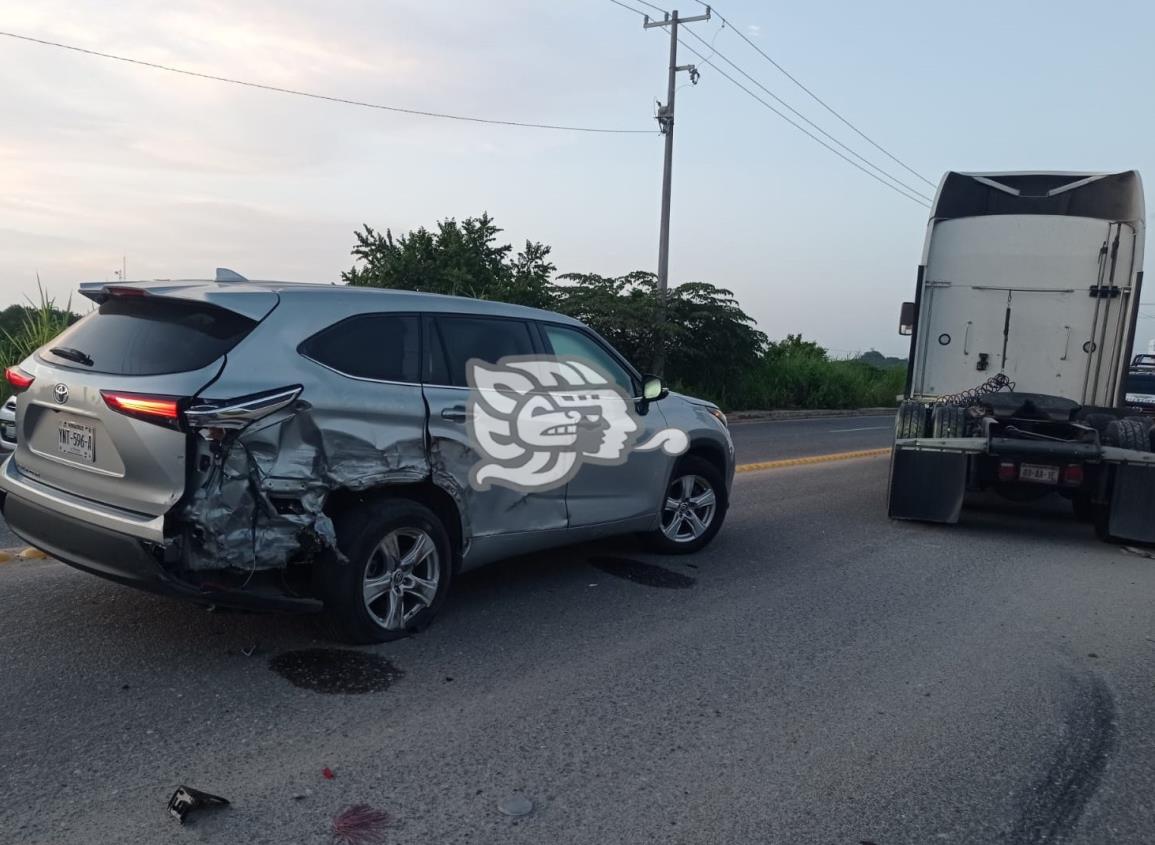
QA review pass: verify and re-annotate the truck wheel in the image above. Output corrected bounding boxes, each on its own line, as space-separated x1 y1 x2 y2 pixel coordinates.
931 404 967 438
321 499 453 644
1080 412 1115 434
645 455 727 554
895 401 928 440
1104 419 1149 452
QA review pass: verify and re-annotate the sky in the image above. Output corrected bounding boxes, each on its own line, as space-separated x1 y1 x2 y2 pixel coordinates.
1 0 1153 358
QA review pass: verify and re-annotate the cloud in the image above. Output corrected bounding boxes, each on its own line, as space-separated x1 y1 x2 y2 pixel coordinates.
745 24 762 37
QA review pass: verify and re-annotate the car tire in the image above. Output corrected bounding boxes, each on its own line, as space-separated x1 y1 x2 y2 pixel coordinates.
321 498 453 644
1104 418 1149 452
895 401 928 440
645 455 727 554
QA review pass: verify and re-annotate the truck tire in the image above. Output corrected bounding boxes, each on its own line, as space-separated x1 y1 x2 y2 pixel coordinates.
895 401 928 440
931 404 967 438
1124 415 1153 428
1080 412 1115 438
1104 418 1149 452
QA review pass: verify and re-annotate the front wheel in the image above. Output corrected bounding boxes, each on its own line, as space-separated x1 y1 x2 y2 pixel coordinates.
645 455 728 554
321 499 453 644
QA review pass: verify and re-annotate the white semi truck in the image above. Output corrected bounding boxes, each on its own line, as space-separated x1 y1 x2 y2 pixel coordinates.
889 170 1154 542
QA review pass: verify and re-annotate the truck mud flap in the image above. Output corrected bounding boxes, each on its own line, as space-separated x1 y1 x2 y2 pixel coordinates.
1106 463 1155 544
888 447 967 523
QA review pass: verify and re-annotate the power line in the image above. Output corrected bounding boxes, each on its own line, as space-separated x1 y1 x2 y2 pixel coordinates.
609 3 931 207
696 1 936 188
607 0 651 16
0 30 654 135
632 0 672 15
682 27 933 202
677 37 931 208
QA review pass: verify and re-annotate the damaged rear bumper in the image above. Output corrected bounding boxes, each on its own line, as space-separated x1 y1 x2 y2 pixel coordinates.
1 471 320 613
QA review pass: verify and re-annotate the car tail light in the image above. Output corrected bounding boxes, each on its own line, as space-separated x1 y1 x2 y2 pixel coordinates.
101 391 184 430
5 366 34 391
1063 464 1085 486
183 385 302 432
997 461 1017 482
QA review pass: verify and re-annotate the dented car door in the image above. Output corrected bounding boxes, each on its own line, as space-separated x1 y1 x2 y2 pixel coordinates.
422 314 568 563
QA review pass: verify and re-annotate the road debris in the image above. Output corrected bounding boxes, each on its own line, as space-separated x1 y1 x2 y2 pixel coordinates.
330 804 391 845
322 767 335 780
167 785 230 824
497 795 534 817
1122 546 1155 560
18 547 47 560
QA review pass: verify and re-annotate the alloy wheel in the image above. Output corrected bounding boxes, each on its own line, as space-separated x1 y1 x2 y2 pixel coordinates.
362 527 441 630
661 474 717 543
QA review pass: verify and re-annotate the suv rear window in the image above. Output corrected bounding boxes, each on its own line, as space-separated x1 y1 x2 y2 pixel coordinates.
40 297 257 376
301 314 420 382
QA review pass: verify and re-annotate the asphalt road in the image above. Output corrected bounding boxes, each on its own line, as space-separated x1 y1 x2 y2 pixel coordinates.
728 413 893 463
2 454 1153 843
0 415 893 551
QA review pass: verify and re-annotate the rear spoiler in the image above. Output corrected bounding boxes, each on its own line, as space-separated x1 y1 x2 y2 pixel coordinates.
77 271 278 322
80 268 250 304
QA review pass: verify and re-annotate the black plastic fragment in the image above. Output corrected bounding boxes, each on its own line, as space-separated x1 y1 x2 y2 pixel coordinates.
168 785 230 824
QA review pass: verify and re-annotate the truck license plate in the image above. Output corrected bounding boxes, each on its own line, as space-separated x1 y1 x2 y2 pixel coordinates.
58 420 95 463
1019 463 1059 484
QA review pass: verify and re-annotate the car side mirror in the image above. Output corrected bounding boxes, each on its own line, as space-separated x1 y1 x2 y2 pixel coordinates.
641 375 668 402
899 301 916 336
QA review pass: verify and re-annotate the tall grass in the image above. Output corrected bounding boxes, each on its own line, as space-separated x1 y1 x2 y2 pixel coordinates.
0 278 77 399
677 356 905 411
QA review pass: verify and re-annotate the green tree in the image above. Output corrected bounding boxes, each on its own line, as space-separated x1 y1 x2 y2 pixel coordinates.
766 333 827 362
553 271 766 405
342 213 555 309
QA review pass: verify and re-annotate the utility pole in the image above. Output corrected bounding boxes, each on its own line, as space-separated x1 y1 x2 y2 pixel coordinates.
643 7 709 374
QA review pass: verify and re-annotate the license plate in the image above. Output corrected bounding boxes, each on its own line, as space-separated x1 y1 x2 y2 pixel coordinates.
1019 463 1059 484
58 420 95 463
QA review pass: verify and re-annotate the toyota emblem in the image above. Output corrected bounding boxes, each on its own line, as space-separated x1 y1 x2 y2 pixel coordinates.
53 383 69 405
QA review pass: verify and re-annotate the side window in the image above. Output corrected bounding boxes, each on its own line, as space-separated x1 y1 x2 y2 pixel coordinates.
301 314 419 382
540 323 636 393
433 316 534 386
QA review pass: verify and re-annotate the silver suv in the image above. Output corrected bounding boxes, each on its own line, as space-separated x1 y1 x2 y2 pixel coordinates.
0 279 734 642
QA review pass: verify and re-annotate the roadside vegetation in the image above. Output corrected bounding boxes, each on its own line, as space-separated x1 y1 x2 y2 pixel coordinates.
346 214 904 411
0 219 904 411
0 280 79 400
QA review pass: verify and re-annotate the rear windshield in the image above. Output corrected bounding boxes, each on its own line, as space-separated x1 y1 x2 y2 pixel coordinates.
40 297 257 376
1127 373 1155 395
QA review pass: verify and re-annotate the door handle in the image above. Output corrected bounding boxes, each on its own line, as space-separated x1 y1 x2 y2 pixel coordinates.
441 406 468 423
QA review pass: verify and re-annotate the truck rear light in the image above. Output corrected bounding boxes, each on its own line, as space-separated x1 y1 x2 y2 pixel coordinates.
101 391 185 430
998 461 1017 481
4 366 34 391
1062 464 1085 486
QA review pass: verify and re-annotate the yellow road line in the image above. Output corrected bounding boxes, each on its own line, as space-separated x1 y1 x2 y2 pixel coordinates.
736 447 890 474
